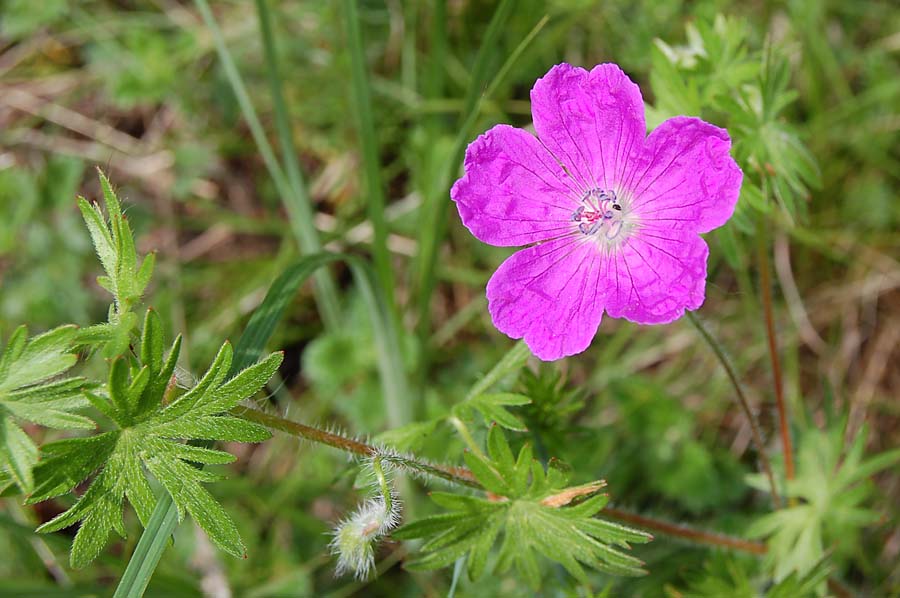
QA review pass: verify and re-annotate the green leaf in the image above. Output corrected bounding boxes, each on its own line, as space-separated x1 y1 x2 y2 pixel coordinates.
467 393 531 431
80 169 154 319
392 512 473 540
3 402 94 430
428 492 494 512
399 428 648 587
140 309 165 376
8 377 88 405
29 433 119 503
463 344 530 403
152 415 271 442
124 452 157 529
0 325 89 493
486 425 516 477
0 325 77 391
194 351 284 416
169 443 237 465
135 252 156 296
463 451 510 496
77 196 116 286
0 469 14 497
106 357 135 424
453 346 532 431
0 418 38 493
749 424 898 580
104 311 139 358
143 334 182 413
142 448 244 557
467 514 504 580
511 443 533 497
33 311 280 569
159 342 232 421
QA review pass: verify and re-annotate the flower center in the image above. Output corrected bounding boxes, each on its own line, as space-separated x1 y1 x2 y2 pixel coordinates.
572 188 625 240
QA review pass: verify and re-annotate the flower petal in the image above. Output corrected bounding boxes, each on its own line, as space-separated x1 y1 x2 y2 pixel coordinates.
531 63 645 195
604 232 709 324
486 237 605 360
451 124 580 247
625 116 742 234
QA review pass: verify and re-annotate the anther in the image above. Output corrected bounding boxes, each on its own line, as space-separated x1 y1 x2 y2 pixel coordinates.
572 205 585 221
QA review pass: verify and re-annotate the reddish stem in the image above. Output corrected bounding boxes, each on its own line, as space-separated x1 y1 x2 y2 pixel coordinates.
233 406 480 488
603 507 768 555
237 405 768 556
757 219 795 483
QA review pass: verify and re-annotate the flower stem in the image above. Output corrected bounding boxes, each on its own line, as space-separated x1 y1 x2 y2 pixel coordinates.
234 406 767 556
756 218 795 485
601 507 768 555
685 311 782 508
232 406 480 488
234 408 776 558
372 456 392 514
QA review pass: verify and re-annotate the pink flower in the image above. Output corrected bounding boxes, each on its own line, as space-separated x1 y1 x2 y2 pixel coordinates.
451 63 743 361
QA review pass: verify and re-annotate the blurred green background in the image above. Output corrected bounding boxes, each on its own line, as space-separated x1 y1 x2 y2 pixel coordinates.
0 0 897 596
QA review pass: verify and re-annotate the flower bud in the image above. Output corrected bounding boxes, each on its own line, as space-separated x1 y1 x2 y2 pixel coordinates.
330 457 401 578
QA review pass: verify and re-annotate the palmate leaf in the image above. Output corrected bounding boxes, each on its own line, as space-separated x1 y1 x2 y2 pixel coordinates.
31 309 281 568
0 325 91 494
746 424 900 582
394 427 651 588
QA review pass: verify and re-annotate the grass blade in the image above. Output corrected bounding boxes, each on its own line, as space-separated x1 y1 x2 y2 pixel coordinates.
342 0 396 315
111 498 178 598
196 0 341 330
413 1 543 347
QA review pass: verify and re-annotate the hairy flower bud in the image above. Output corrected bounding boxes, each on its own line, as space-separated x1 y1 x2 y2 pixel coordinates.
330 457 401 578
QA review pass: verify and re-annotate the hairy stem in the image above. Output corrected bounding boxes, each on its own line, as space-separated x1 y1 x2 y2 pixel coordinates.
756 218 795 484
233 406 479 488
233 407 768 558
686 311 782 507
372 456 392 514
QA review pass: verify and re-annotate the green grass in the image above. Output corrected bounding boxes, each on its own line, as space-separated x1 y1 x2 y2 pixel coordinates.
0 0 898 596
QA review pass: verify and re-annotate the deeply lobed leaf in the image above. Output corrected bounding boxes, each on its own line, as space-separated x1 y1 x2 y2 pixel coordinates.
33 311 281 568
0 325 89 493
396 428 650 587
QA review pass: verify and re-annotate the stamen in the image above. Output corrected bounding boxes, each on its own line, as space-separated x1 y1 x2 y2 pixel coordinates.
571 188 628 241
606 220 623 239
572 205 585 222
